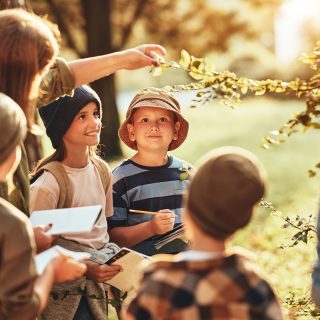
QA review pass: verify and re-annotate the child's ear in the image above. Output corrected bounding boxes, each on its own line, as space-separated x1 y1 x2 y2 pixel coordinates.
173 121 180 140
127 123 136 142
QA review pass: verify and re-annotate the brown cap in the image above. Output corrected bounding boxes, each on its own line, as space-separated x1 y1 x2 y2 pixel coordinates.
0 93 27 164
185 147 266 240
119 88 189 150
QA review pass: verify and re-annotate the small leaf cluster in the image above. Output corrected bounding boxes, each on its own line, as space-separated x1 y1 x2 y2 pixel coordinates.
259 199 316 248
284 291 320 318
179 162 191 181
280 214 316 248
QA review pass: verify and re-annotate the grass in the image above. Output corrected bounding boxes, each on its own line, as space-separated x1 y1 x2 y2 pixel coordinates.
112 96 320 319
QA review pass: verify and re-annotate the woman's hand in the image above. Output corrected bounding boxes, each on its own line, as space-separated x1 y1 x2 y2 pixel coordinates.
122 44 166 69
85 260 122 283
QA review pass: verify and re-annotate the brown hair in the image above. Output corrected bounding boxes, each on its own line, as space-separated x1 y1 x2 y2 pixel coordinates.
0 9 59 128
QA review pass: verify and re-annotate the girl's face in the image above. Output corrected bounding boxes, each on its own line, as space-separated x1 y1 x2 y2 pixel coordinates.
127 107 180 152
63 102 101 148
0 145 21 182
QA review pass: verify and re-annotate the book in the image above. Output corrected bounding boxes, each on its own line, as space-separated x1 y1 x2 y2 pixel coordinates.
90 248 151 292
35 245 90 274
152 224 188 250
30 205 102 235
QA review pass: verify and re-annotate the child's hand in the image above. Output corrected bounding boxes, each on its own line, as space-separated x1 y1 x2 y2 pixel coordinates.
50 254 87 283
85 261 122 283
33 224 57 253
150 209 175 235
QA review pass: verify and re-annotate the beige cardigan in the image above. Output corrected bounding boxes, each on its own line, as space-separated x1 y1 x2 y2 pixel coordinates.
0 197 40 319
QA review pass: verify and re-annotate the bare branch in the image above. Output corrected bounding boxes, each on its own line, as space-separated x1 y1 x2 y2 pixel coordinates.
118 0 148 50
46 0 84 57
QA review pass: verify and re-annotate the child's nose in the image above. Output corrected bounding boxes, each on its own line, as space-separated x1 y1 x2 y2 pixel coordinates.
149 121 159 131
90 116 101 127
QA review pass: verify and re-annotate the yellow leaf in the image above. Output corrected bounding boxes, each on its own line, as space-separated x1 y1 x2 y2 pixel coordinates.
179 50 191 69
240 86 248 95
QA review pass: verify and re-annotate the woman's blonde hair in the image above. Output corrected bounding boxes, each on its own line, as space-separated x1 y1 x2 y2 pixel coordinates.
0 9 59 128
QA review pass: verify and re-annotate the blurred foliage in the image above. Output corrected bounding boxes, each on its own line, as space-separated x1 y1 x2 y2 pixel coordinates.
30 0 281 58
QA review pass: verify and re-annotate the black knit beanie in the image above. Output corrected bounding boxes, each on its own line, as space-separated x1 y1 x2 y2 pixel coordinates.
39 85 102 149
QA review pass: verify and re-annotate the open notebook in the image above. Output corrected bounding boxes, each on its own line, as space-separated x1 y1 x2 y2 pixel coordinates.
91 248 151 292
30 205 102 235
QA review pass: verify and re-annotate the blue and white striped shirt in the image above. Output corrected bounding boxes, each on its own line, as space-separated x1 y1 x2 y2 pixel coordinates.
108 156 192 229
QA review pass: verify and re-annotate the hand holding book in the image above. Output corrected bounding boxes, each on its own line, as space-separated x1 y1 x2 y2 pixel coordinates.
90 248 151 292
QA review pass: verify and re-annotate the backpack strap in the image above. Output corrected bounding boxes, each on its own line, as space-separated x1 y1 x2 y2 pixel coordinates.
40 161 73 209
91 155 111 194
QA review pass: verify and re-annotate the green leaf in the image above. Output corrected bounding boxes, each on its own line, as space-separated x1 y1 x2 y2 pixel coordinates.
240 86 248 95
204 58 215 73
179 172 189 181
255 87 266 96
179 50 191 69
151 66 164 77
188 71 205 80
168 61 180 68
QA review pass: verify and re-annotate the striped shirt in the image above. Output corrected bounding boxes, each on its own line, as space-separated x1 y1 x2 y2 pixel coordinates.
109 156 192 228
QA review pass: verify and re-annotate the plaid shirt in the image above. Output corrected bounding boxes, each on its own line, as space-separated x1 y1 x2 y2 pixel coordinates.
126 252 283 320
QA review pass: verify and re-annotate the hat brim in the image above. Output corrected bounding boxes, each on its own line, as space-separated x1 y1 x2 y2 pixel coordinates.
118 103 189 151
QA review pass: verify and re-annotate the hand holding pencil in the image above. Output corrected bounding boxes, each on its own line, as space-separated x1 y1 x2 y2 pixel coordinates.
148 209 175 235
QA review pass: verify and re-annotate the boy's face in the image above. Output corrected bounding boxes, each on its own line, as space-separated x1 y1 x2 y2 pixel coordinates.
63 102 101 148
127 107 180 152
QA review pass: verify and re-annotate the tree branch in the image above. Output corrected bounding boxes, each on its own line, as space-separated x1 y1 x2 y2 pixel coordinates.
118 0 148 50
46 0 84 57
0 0 31 10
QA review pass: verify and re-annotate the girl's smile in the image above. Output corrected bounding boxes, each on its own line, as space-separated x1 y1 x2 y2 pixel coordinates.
63 101 102 147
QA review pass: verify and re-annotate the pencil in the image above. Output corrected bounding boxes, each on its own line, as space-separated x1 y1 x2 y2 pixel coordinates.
129 209 159 215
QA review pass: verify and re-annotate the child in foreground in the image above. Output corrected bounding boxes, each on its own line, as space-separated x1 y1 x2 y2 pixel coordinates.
0 93 86 319
109 88 192 255
30 86 121 320
126 146 283 320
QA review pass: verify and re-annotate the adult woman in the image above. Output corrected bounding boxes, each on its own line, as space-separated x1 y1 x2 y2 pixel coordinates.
0 8 165 216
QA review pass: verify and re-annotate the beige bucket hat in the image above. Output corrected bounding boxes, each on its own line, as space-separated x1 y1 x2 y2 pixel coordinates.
119 88 189 151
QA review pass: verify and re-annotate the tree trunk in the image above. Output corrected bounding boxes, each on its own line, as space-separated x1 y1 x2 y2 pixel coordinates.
82 0 122 160
0 0 31 10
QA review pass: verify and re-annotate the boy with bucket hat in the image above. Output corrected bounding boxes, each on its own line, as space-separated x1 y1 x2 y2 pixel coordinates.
126 147 283 320
108 88 192 255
